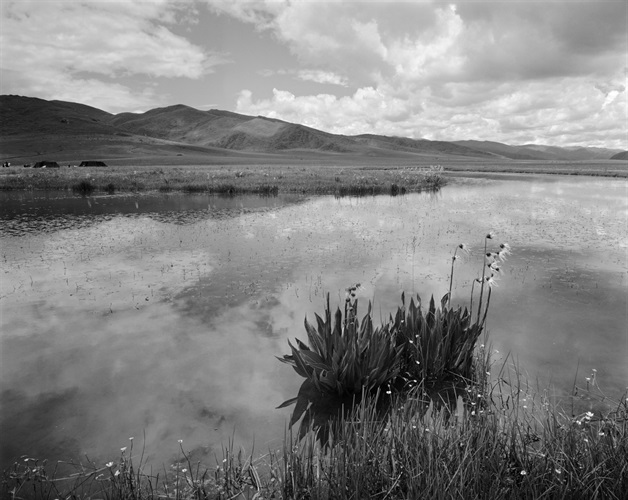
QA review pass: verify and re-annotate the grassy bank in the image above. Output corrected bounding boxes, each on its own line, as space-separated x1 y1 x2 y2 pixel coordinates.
4 368 626 499
0 164 446 195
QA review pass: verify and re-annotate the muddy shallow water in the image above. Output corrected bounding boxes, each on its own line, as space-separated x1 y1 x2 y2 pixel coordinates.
1 175 626 470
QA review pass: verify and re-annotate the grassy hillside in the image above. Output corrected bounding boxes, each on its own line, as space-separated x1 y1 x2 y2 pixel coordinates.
1 95 625 167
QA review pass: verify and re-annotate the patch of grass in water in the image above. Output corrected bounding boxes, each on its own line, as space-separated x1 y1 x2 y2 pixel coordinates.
336 184 383 196
254 184 279 196
72 179 96 195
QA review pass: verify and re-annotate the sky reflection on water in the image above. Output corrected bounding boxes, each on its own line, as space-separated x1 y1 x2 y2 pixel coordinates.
1 176 626 470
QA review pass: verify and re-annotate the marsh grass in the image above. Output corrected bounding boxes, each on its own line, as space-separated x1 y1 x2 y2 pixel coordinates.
0 164 445 195
4 375 626 499
72 179 96 194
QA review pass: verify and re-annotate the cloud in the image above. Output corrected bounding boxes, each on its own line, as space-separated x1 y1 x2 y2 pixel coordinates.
258 68 349 87
297 70 349 87
236 68 627 148
216 0 627 148
237 85 414 135
0 0 227 112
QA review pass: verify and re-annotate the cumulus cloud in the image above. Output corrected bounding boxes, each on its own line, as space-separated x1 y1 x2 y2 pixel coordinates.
297 70 349 87
258 68 349 87
236 85 414 136
215 0 627 148
236 69 627 148
0 0 226 112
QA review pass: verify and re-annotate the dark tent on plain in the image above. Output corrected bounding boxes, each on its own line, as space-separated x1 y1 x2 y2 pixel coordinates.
79 160 108 167
33 160 60 168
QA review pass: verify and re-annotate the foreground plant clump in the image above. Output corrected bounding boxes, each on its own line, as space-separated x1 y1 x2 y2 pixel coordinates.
278 234 504 439
3 235 627 499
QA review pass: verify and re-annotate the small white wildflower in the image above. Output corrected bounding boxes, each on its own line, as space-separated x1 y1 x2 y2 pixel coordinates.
114 470 120 477
181 468 187 473
106 462 114 468
120 447 126 452
178 439 183 444
129 437 134 441
585 411 594 419
520 470 527 476
489 262 501 272
498 243 511 261
555 468 562 474
486 275 499 287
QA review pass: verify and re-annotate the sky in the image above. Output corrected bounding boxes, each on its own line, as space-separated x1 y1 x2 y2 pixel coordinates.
1 0 627 149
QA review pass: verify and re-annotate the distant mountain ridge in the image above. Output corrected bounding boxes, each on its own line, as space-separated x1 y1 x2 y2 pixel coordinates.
453 140 623 162
610 151 628 160
0 95 624 162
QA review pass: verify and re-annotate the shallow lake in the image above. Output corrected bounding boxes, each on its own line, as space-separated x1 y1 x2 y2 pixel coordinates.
1 175 626 471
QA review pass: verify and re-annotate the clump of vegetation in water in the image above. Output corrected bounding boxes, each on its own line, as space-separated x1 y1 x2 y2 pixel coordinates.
278 233 509 439
71 179 96 195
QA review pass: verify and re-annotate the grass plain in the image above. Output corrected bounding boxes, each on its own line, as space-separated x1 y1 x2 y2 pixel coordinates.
0 158 625 196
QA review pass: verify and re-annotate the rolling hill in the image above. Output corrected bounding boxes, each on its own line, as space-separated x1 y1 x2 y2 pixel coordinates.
0 95 624 165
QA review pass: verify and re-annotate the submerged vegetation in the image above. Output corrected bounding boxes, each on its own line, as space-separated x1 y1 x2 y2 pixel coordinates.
3 233 627 499
0 164 446 195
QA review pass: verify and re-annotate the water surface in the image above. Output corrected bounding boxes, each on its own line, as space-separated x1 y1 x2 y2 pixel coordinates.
1 176 626 470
